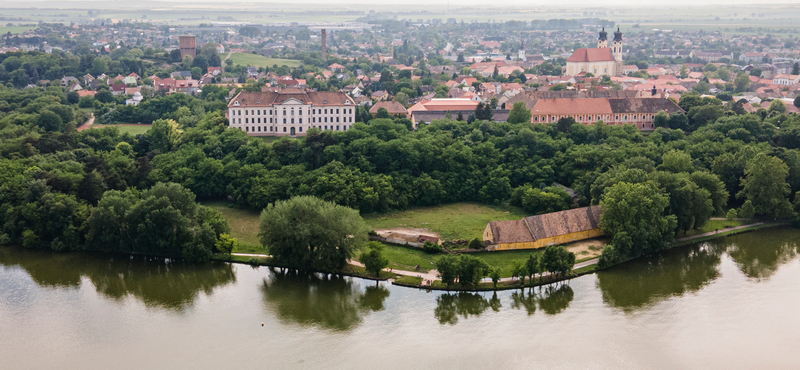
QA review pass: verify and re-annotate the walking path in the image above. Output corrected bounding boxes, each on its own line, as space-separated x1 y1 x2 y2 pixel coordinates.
76 113 95 132
675 222 766 243
228 221 775 287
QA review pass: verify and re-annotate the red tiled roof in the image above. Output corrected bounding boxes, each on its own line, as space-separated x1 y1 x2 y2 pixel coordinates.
566 48 615 63
531 98 612 115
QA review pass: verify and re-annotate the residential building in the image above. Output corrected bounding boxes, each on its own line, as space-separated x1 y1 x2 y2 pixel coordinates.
227 89 356 137
369 101 408 118
529 97 684 131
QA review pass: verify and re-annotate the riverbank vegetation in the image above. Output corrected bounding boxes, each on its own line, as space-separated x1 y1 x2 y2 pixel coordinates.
3 62 800 273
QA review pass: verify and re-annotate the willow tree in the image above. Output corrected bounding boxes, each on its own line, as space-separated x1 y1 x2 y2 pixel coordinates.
259 196 369 271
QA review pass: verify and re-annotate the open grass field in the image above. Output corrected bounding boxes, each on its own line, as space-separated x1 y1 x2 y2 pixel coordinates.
90 124 151 136
0 26 37 35
228 53 302 68
364 202 530 241
200 200 264 253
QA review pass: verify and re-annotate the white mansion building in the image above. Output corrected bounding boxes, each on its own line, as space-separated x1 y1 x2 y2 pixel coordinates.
227 89 357 136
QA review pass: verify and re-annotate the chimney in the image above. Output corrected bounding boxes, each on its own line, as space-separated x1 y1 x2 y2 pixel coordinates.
321 29 327 61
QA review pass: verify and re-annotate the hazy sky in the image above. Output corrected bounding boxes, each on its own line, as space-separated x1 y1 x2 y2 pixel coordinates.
0 0 794 7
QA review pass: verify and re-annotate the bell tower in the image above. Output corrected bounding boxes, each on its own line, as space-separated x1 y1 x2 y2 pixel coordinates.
597 27 608 48
612 27 623 62
612 27 624 76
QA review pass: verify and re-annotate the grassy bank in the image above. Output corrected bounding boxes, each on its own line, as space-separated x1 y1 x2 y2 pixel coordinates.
364 202 529 240
680 219 747 237
211 253 397 281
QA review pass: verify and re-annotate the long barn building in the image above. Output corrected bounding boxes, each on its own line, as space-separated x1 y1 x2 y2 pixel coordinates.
483 206 603 251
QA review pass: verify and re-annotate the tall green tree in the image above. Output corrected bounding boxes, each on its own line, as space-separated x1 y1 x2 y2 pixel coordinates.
738 153 792 217
360 241 389 277
507 101 532 124
259 196 369 271
599 182 677 265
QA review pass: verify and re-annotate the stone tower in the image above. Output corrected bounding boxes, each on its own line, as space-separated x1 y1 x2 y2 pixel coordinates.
321 29 327 61
597 27 608 48
612 27 623 76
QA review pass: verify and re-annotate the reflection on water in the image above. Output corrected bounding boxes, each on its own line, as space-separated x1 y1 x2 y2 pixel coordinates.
596 243 722 312
722 229 799 280
538 284 574 315
0 246 236 310
260 268 390 331
597 227 800 312
434 292 502 325
509 283 574 316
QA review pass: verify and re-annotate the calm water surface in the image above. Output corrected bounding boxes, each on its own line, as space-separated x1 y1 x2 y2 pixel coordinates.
1 228 799 369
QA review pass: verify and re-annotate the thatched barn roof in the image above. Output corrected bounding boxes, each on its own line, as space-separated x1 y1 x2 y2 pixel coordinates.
489 220 536 244
523 206 601 240
486 206 601 245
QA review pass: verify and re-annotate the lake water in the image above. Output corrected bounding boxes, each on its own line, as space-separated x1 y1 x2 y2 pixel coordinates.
1 228 799 369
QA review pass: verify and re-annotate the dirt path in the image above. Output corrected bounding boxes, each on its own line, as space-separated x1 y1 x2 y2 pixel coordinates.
76 113 95 132
221 51 233 72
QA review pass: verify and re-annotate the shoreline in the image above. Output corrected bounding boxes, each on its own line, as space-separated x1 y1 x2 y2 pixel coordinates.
216 221 791 292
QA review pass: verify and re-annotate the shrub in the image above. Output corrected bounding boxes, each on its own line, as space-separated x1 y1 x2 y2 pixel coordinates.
468 237 484 250
423 241 443 254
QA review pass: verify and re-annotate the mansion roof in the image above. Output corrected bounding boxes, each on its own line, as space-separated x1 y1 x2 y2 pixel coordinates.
228 89 354 108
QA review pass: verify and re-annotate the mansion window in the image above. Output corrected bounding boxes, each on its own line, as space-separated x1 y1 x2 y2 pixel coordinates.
283 118 286 123
291 118 294 124
299 118 303 123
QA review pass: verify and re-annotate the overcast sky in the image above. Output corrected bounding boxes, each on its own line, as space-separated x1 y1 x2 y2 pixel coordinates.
0 0 793 7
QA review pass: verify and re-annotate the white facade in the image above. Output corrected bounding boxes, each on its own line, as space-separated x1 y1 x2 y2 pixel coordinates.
228 91 357 137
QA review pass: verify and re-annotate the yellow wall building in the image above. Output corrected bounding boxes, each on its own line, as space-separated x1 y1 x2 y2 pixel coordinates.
483 206 603 251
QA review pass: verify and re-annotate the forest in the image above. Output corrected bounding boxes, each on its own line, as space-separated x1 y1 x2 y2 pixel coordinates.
1 55 800 265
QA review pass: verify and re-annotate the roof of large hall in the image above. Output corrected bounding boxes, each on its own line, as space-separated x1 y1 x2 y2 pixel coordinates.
566 48 615 63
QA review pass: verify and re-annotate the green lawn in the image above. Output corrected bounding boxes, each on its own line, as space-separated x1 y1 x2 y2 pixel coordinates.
681 219 748 237
471 249 545 277
228 53 302 68
90 124 151 136
357 242 436 273
200 200 263 252
364 202 530 241
0 26 36 35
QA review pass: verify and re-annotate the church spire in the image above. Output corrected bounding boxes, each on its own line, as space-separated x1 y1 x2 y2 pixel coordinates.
613 27 623 42
599 27 607 42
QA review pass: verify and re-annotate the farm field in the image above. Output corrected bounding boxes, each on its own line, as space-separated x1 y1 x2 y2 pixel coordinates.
227 53 302 68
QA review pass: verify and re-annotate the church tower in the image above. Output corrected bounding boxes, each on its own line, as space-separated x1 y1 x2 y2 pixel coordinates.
612 27 624 76
597 27 608 48
612 27 623 61
518 40 526 61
